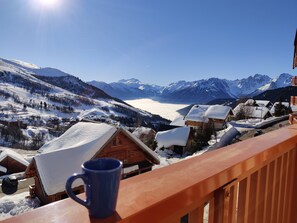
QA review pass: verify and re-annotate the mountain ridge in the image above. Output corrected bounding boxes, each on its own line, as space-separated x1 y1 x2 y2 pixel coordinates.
88 73 293 104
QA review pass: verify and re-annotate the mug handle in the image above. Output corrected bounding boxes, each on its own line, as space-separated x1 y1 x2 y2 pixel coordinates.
65 173 91 208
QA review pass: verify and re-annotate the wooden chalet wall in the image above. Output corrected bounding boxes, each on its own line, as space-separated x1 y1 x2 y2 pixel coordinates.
185 120 204 128
96 131 153 176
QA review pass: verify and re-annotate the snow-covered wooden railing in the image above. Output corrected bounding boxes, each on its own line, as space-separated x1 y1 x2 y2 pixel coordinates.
3 125 297 223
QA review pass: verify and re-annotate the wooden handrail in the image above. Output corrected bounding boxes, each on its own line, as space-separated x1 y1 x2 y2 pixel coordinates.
3 125 297 223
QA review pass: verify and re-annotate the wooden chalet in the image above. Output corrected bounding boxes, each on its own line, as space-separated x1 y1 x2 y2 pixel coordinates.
0 148 29 175
184 105 209 128
155 126 191 155
255 100 273 109
185 105 233 130
24 122 160 204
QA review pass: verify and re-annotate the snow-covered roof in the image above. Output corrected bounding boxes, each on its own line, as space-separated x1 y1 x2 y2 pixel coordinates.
34 122 117 195
185 104 232 122
185 105 209 122
204 105 233 120
0 148 29 167
33 122 159 195
247 106 271 118
170 115 186 126
155 127 190 149
38 122 116 154
255 100 272 107
270 102 290 114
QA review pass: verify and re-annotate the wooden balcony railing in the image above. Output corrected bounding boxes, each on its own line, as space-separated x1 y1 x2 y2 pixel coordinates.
3 125 297 223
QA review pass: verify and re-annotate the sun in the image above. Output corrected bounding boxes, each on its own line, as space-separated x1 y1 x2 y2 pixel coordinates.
34 0 60 9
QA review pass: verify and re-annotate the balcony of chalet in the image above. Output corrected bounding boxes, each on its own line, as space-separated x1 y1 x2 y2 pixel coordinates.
3 124 297 223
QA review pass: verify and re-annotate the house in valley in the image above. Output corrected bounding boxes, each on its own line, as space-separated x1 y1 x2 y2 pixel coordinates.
203 105 234 130
184 105 209 128
234 104 272 120
0 148 29 175
184 105 233 130
255 100 273 109
24 122 160 204
155 126 191 155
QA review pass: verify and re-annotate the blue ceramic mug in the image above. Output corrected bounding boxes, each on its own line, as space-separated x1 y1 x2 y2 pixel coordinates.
65 158 122 218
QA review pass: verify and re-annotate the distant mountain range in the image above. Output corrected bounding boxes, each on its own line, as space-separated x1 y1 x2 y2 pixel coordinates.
88 73 293 104
0 58 169 128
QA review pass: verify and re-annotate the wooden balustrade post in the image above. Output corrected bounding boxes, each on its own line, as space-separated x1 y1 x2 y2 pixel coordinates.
213 180 237 223
289 147 297 223
214 187 225 223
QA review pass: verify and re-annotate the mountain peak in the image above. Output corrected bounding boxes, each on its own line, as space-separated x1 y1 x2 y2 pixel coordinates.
118 78 141 84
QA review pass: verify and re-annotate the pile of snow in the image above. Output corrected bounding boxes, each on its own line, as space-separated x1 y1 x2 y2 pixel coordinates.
155 127 190 149
0 192 40 220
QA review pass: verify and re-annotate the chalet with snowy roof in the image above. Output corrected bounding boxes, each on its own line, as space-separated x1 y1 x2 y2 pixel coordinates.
204 105 234 129
155 126 191 155
184 105 209 128
255 100 273 109
184 105 233 130
0 148 29 175
24 122 160 204
234 104 272 120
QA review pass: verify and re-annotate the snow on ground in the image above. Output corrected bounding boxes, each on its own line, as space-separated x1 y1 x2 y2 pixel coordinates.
0 192 40 220
125 98 188 120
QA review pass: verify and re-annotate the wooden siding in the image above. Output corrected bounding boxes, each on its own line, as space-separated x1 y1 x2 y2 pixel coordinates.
96 132 147 166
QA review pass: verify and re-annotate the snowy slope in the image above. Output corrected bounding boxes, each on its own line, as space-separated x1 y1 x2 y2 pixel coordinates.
0 58 169 127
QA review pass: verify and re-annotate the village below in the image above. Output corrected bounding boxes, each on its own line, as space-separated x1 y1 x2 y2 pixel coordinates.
0 58 295 220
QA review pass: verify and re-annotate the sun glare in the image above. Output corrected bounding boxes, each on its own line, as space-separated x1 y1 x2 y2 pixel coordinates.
34 0 60 9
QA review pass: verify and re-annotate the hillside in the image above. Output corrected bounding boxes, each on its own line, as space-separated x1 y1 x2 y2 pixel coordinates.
253 86 296 103
0 58 169 149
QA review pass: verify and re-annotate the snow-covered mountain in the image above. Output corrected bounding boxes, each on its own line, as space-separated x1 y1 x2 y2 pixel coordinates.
89 73 293 104
89 78 163 100
0 58 169 128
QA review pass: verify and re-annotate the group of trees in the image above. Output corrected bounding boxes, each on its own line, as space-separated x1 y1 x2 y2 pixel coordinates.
187 122 215 154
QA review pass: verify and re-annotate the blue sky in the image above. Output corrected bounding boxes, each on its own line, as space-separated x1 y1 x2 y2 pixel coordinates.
0 0 296 85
